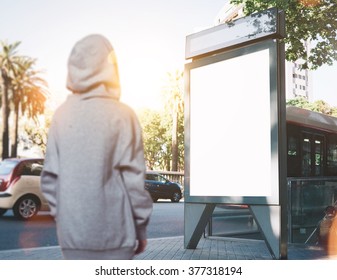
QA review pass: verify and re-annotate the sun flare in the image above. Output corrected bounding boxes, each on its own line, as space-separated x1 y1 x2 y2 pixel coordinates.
299 0 322 7
328 218 337 256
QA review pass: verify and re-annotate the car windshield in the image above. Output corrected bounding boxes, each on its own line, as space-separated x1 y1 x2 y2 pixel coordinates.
0 160 18 175
146 173 168 183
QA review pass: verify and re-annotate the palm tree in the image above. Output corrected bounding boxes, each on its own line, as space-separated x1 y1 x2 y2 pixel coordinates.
0 41 21 159
10 57 48 157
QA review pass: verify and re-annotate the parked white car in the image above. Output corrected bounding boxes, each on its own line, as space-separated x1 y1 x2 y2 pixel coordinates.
0 158 49 220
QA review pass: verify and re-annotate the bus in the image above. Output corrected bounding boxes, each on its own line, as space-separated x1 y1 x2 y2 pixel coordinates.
286 106 337 178
286 106 337 243
209 106 337 243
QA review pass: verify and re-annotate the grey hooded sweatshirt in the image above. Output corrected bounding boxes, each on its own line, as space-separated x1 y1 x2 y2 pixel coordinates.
41 34 152 259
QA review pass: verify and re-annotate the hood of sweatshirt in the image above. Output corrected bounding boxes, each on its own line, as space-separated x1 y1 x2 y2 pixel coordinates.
66 34 120 100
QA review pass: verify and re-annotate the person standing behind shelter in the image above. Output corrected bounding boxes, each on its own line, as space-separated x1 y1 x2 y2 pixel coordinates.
41 34 153 260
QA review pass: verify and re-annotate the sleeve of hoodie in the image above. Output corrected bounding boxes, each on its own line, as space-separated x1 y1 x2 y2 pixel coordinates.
40 119 59 218
119 110 153 241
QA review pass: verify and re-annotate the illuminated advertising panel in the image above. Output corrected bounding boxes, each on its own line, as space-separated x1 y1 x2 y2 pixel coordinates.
185 40 284 205
184 7 287 259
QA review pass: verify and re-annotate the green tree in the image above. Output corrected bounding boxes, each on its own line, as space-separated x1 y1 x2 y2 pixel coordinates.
0 41 21 159
138 106 184 171
230 0 337 69
286 96 311 108
160 106 184 171
0 41 48 158
10 56 48 157
287 97 337 116
162 70 184 171
137 71 185 172
24 110 52 156
138 109 168 170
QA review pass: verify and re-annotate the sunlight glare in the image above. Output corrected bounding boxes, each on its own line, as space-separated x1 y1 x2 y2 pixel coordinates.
328 217 337 257
299 0 322 7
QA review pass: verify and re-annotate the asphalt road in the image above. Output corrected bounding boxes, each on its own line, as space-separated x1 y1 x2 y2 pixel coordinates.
147 201 184 238
0 200 184 251
0 201 260 251
0 211 57 250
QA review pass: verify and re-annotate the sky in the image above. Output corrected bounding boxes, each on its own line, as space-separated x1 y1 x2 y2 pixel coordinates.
1 0 337 110
0 0 226 110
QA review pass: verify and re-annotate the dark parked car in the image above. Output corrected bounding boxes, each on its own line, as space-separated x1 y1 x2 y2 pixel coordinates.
145 172 183 202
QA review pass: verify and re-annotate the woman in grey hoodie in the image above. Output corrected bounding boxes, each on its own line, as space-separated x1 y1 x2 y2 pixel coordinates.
41 34 153 260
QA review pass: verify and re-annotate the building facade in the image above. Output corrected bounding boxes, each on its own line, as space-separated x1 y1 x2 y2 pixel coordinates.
286 57 313 101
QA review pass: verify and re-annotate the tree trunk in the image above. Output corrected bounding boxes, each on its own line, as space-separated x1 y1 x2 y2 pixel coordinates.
171 110 178 171
11 105 19 158
1 70 10 159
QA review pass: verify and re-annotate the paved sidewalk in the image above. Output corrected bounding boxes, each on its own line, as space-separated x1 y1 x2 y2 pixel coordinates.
0 236 334 260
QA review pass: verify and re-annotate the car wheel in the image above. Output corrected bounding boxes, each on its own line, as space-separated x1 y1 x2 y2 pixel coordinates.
171 192 181 203
0 208 7 216
13 195 40 220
